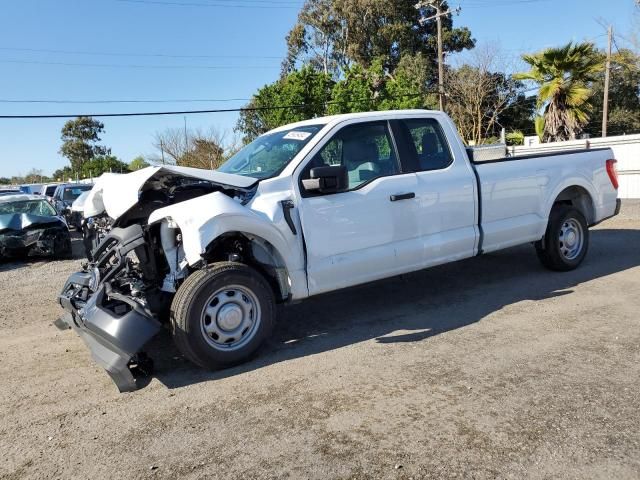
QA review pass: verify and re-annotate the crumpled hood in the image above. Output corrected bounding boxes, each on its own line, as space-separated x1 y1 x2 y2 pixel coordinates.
84 165 256 220
0 213 64 233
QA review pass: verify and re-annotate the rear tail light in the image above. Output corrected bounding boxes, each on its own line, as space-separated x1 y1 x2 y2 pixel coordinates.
606 159 619 190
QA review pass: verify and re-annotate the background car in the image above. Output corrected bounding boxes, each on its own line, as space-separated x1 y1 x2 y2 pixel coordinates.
38 183 60 200
51 183 93 226
0 194 71 259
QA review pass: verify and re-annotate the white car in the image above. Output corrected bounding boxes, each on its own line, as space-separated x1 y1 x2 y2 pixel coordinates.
57 110 621 391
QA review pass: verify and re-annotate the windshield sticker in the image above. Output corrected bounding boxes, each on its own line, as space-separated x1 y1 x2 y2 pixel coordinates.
283 131 312 141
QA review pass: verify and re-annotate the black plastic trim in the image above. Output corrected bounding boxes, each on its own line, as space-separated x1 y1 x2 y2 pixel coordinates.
280 200 297 235
390 192 416 202
470 162 484 255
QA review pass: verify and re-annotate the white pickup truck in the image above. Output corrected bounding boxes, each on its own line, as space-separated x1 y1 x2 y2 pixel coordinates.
56 110 621 391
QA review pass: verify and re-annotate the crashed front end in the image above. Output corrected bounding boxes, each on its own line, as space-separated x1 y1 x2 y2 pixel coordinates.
56 225 164 392
0 215 70 259
56 166 259 392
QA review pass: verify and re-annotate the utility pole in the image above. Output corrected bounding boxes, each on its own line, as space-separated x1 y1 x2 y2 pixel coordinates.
183 116 189 153
602 25 613 137
415 1 461 111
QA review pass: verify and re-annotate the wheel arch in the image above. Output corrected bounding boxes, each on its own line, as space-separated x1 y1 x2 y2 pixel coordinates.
547 183 596 226
202 231 292 303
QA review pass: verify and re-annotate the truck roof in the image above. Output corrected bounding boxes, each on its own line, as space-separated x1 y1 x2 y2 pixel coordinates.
268 109 444 133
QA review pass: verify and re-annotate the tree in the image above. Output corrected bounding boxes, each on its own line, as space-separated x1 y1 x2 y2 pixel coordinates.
129 156 150 171
445 47 528 144
283 0 474 77
587 48 640 136
328 62 384 113
23 168 47 184
328 55 437 114
52 166 74 182
499 93 536 134
151 127 232 168
0 177 11 185
236 66 334 143
80 155 129 178
380 54 438 110
515 42 603 142
181 139 226 169
283 0 346 76
59 117 111 171
505 131 525 146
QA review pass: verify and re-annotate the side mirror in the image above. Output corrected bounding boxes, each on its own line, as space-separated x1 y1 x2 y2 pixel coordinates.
302 165 348 194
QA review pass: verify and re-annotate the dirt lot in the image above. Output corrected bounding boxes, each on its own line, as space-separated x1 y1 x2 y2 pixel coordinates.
1 203 639 480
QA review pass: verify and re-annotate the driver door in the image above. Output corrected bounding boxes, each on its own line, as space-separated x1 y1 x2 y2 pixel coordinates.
297 121 421 296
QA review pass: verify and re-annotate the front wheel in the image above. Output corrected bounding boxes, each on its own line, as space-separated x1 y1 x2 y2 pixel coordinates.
170 262 276 370
535 205 589 271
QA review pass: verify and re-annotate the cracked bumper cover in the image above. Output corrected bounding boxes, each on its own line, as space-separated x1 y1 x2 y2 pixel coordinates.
57 271 161 392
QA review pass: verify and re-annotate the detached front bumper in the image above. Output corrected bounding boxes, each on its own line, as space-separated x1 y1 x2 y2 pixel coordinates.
57 273 161 393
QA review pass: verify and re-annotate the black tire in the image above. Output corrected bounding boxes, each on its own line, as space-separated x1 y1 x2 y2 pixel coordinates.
535 204 589 271
170 262 276 370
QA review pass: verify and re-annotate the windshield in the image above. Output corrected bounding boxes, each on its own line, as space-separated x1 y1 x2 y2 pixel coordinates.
218 125 323 179
62 185 92 201
45 186 57 196
0 199 57 217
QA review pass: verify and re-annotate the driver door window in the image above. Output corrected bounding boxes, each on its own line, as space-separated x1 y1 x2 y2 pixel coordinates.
304 122 399 191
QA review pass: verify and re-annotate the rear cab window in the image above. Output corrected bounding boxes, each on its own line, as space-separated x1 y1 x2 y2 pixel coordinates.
392 118 454 172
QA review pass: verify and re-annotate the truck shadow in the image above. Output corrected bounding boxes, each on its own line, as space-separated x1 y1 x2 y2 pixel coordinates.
149 227 640 390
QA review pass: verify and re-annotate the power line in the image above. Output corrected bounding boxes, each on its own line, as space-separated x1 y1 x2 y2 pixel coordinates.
0 46 283 60
460 0 552 7
0 105 303 119
0 97 251 104
0 93 427 119
0 59 278 70
115 0 301 8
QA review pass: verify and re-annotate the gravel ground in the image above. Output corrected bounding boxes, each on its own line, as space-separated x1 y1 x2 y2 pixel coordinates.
1 202 639 480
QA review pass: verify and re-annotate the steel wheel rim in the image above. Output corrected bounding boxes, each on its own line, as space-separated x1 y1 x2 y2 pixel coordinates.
559 218 584 261
200 285 261 351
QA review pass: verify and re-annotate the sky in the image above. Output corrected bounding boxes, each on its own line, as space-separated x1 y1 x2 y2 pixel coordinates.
0 0 636 178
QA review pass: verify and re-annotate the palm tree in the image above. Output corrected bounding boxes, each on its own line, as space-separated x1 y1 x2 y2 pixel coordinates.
515 42 603 142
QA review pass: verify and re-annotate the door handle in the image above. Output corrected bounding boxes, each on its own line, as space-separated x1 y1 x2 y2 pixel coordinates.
390 192 416 202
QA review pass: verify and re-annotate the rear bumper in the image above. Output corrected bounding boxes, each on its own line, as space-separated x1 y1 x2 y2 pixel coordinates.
57 271 161 392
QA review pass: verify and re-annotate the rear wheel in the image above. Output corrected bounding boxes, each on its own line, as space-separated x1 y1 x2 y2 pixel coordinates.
535 205 589 271
170 262 276 370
